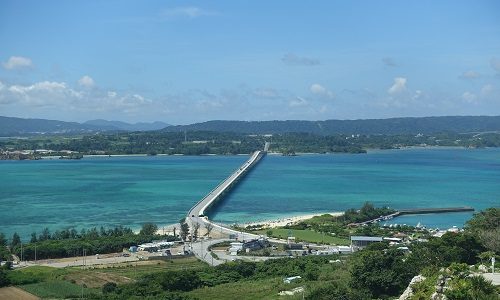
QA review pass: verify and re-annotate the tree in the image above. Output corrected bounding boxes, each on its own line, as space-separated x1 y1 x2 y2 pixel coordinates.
39 227 51 241
192 223 200 241
444 275 497 300
156 270 202 292
0 270 10 288
350 248 417 298
140 223 158 236
0 233 6 247
306 281 367 300
179 219 189 241
102 282 117 294
30 232 37 243
10 233 21 249
479 228 500 252
204 223 214 237
478 251 497 266
465 208 499 232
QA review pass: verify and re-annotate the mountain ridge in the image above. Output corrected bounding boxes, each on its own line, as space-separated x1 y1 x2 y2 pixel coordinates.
2 115 500 136
162 115 500 135
0 116 170 136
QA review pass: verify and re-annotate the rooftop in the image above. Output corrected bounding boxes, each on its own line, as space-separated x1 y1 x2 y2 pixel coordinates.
350 236 383 242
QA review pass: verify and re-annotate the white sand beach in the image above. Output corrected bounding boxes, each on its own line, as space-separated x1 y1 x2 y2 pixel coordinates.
242 212 344 229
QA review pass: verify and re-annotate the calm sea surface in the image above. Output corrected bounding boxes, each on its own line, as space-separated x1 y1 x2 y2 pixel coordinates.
1 148 499 239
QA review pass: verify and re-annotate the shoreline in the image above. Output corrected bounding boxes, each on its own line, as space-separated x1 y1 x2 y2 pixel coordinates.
2 146 493 161
239 211 344 229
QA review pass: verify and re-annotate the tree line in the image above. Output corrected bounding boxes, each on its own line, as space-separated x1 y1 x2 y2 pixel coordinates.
0 223 178 261
2 131 500 157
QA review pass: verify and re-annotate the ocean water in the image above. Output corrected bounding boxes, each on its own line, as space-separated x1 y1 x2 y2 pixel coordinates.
211 148 500 229
0 155 247 240
1 148 499 240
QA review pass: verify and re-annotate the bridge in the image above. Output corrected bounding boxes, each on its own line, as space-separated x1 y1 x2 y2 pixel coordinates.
187 142 270 240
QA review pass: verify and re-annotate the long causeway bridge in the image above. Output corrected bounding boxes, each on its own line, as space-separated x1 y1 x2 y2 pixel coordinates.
187 143 269 239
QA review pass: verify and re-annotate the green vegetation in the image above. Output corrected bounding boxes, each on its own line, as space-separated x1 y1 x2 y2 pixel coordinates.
1 208 498 299
97 258 206 279
465 207 500 253
2 129 500 159
409 263 498 300
2 223 178 261
1 258 206 298
188 277 302 300
260 228 349 245
278 203 395 240
21 280 98 299
3 115 500 136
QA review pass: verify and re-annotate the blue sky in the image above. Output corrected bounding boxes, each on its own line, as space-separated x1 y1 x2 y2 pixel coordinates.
1 1 499 124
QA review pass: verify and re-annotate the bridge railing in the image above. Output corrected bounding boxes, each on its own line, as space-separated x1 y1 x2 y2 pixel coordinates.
187 150 263 217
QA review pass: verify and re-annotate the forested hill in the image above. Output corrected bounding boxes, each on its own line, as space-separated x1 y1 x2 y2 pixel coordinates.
0 116 103 135
0 116 170 136
163 116 500 135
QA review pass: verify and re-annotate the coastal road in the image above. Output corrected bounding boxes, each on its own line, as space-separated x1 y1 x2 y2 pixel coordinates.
190 238 227 266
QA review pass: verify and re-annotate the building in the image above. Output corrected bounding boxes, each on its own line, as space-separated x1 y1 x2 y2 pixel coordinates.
242 238 269 251
350 236 383 251
337 246 352 253
283 276 301 284
229 242 243 255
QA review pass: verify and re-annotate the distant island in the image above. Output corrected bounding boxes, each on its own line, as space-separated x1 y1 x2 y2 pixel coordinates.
1 115 500 159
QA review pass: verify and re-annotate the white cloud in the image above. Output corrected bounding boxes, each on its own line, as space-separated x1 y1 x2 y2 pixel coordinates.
9 81 67 95
2 56 33 70
310 83 334 98
412 90 423 100
289 96 308 107
459 70 480 79
78 75 95 88
388 77 407 95
462 91 477 103
0 80 154 113
161 6 217 19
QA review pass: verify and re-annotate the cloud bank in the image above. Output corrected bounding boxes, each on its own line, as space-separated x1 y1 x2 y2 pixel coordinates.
2 56 33 70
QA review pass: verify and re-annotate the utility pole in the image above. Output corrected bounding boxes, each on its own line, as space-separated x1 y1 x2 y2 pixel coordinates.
34 244 37 264
492 257 496 274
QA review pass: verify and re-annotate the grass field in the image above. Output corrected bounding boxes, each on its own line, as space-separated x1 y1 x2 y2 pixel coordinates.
257 228 349 245
95 256 206 279
10 257 207 298
7 266 73 285
20 280 99 299
188 277 305 300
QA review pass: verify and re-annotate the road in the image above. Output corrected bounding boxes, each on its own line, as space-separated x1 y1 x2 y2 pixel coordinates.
190 238 280 266
187 150 265 241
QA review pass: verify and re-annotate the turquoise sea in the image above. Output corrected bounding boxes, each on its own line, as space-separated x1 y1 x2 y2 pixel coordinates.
1 148 499 240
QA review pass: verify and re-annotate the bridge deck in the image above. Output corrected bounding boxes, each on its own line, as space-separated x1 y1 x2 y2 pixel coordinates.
188 150 265 219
